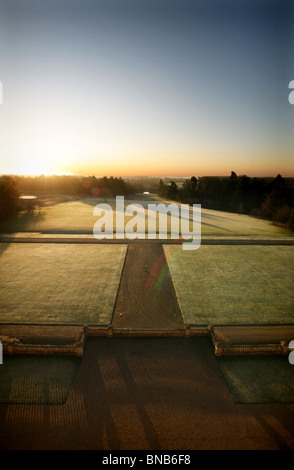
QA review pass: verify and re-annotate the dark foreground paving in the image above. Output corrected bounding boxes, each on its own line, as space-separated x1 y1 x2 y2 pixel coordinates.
1 337 294 450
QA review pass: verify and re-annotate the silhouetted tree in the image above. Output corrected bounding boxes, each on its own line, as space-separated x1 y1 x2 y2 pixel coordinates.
260 174 291 223
166 181 179 200
0 176 20 227
158 179 166 198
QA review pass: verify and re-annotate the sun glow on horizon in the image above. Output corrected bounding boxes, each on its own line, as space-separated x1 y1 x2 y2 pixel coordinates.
0 167 75 177
0 1 293 181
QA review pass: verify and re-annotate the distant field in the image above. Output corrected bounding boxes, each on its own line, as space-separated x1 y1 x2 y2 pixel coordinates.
164 245 294 325
0 243 127 325
3 195 293 238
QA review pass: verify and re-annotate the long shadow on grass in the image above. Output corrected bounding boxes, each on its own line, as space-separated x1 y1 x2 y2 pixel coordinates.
80 196 237 234
2 210 46 233
0 243 10 258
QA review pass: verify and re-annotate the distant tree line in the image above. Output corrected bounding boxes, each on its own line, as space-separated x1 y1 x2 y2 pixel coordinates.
158 172 294 231
1 172 294 232
13 174 134 198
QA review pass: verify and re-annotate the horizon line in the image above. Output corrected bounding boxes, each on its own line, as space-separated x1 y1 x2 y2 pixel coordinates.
1 172 293 179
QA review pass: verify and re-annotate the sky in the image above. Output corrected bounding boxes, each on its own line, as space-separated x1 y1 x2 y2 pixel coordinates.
0 0 293 178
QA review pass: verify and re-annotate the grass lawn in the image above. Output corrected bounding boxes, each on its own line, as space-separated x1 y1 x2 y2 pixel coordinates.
217 356 294 403
0 243 127 325
0 355 81 404
2 196 293 237
164 245 294 326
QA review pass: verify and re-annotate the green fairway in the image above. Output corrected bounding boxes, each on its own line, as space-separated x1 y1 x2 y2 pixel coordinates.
164 245 294 326
2 196 293 237
3 199 100 234
217 356 294 403
0 243 127 325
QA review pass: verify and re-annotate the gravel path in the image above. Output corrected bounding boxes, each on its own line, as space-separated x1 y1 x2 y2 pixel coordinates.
112 245 184 330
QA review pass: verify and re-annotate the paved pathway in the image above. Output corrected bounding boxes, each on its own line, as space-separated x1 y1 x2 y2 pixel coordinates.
112 245 183 330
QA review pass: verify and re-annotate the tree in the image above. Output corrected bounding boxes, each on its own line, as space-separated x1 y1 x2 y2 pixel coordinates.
178 177 198 204
190 176 198 197
0 176 20 227
158 179 166 198
260 174 289 221
166 181 178 200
